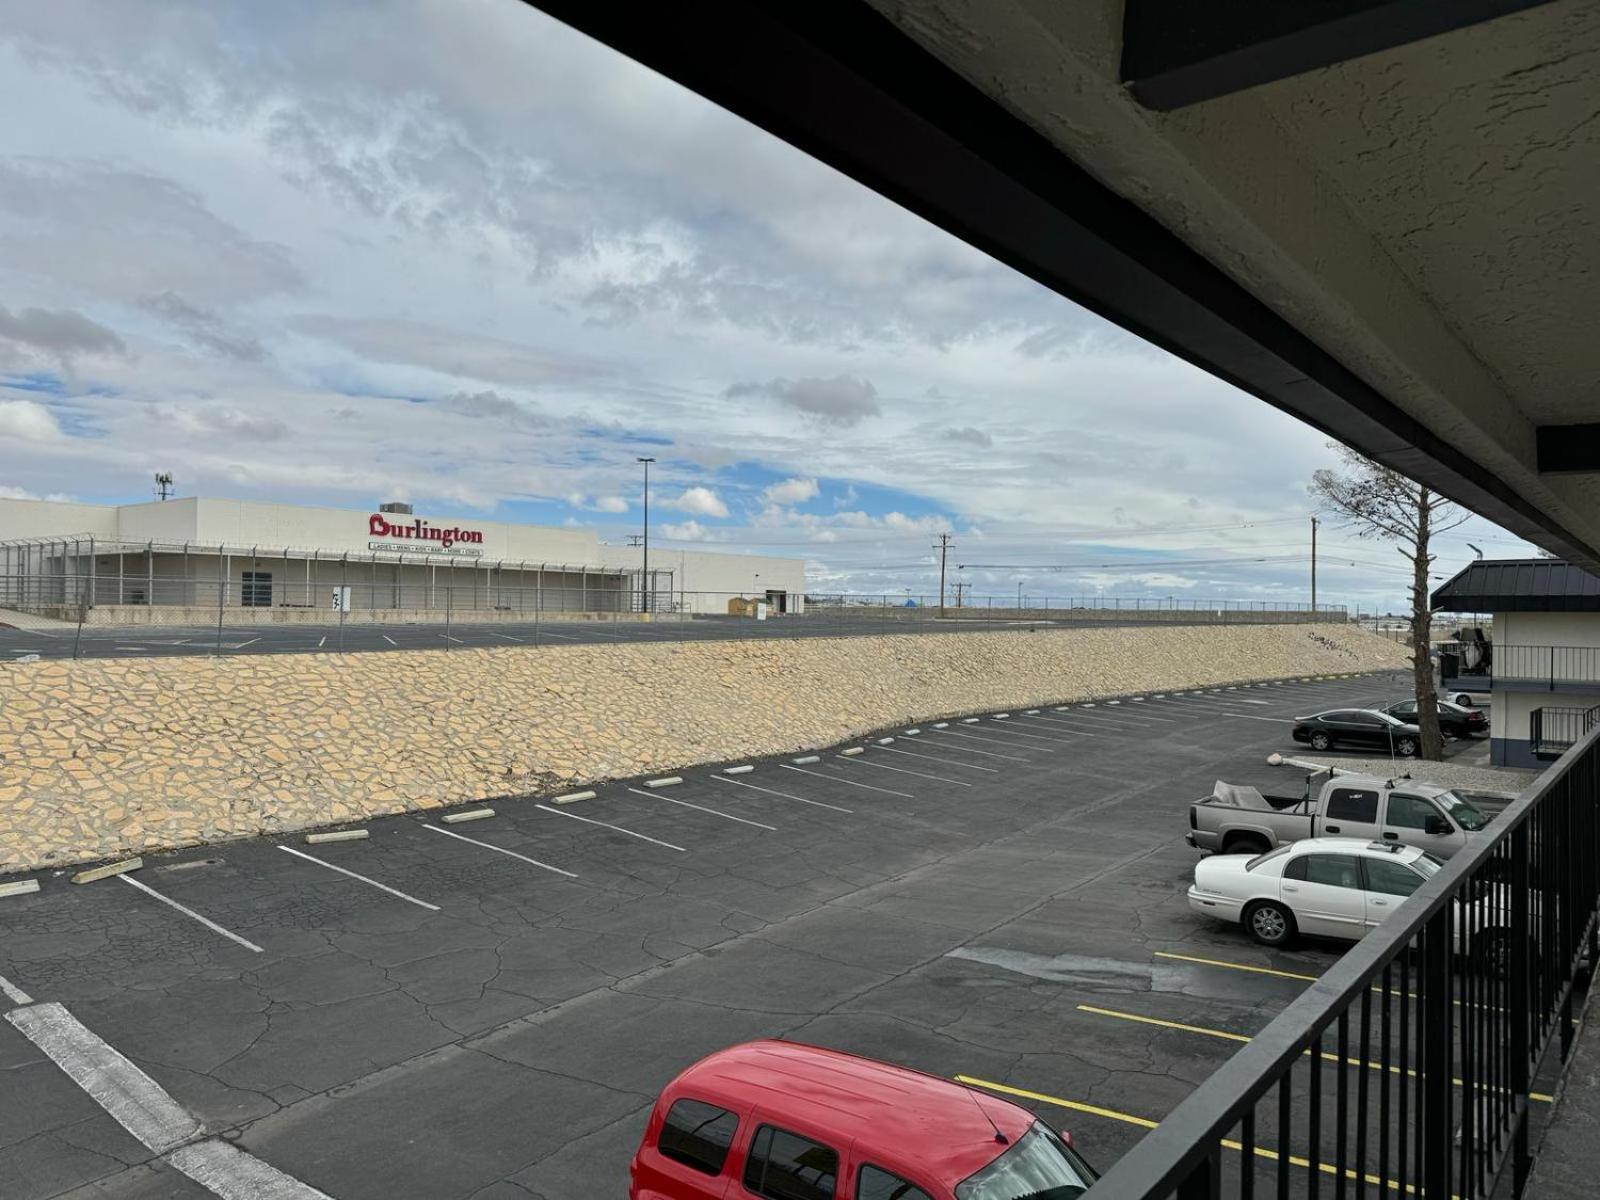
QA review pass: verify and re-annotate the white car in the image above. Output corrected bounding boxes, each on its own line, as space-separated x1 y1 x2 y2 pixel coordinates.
1187 837 1444 947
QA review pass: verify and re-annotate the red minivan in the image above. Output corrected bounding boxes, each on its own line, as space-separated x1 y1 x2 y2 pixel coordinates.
630 1040 1098 1200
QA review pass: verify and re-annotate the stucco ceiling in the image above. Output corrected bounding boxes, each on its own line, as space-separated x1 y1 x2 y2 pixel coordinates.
867 0 1600 553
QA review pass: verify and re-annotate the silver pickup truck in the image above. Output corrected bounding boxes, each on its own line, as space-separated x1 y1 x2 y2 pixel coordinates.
1187 770 1494 859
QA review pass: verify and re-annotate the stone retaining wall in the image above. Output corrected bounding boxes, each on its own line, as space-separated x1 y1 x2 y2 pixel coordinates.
0 623 1407 873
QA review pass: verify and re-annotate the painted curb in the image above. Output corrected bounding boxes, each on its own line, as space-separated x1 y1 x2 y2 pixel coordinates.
0 879 40 898
643 776 684 789
841 747 865 757
442 809 495 824
551 790 596 805
722 765 755 775
306 829 368 844
71 857 142 884
791 756 820 765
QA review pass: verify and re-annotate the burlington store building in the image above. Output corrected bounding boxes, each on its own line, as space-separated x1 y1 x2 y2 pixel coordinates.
0 496 805 623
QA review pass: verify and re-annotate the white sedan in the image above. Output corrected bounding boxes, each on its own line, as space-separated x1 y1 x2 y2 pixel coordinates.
1188 837 1443 947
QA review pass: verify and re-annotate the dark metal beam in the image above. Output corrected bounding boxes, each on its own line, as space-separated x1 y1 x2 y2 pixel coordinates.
1122 0 1558 111
1538 424 1600 475
525 0 1595 565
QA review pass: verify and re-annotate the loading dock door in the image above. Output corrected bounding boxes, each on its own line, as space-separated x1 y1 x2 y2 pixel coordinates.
764 589 787 614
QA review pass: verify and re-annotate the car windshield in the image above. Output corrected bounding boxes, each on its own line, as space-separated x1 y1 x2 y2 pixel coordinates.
1434 791 1490 831
1413 853 1444 876
1246 845 1294 871
956 1124 1094 1200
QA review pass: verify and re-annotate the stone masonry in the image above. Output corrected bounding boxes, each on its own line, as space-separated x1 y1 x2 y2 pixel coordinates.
0 623 1408 873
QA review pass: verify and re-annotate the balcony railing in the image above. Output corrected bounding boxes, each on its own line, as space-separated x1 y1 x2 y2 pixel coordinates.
1442 641 1600 690
1083 726 1600 1199
1530 705 1600 759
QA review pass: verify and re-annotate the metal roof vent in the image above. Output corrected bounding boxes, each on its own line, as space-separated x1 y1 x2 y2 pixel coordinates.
378 501 414 514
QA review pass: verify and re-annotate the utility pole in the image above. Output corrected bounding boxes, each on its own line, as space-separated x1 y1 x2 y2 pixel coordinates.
1311 516 1319 614
934 533 951 616
637 457 655 614
952 581 970 609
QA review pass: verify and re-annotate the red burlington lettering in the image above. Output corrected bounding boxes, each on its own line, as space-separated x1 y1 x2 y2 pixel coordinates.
368 514 483 547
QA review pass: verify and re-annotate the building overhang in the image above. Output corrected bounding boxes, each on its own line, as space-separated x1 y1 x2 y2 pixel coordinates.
527 0 1600 568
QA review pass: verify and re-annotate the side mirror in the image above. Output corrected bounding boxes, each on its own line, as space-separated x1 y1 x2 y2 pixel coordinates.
1425 817 1451 836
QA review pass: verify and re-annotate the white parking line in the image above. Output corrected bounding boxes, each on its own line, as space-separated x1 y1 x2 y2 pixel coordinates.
536 630 582 640
492 632 524 642
235 638 259 648
382 634 397 646
533 803 687 850
873 744 999 773
711 775 855 812
836 755 971 786
924 730 1035 760
422 823 578 877
0 971 32 1006
7 1003 332 1198
277 845 441 910
1040 707 1174 725
780 764 912 798
118 875 263 953
974 722 1082 745
624 787 777 830
317 636 326 648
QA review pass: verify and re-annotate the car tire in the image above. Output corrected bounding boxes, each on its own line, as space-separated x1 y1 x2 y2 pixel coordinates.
1456 694 1473 707
1224 835 1270 857
1395 736 1419 758
1309 732 1332 751
1244 901 1296 948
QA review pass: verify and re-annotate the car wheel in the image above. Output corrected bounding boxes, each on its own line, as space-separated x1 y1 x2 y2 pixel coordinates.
1245 901 1296 948
1309 732 1332 751
1395 736 1418 757
1456 694 1473 707
1224 835 1270 857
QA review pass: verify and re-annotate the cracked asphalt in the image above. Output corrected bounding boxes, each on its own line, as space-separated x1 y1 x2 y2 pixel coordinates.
4 670 1475 1199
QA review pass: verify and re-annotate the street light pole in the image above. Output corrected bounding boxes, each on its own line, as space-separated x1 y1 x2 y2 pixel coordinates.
638 456 655 614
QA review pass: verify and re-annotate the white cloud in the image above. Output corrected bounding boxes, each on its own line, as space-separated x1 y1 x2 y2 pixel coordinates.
671 486 729 518
761 476 819 507
0 398 61 441
567 492 629 513
660 519 713 541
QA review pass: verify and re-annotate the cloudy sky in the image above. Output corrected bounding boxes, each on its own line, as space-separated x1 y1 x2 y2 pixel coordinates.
0 0 1536 610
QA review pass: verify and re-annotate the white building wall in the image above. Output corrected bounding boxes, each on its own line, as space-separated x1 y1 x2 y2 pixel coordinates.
0 498 119 539
602 546 808 613
1495 611 1600 649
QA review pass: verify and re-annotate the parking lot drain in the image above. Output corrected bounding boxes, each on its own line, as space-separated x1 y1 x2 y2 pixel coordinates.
0 878 40 898
306 829 368 844
791 755 821 764
71 858 142 884
644 776 684 788
442 808 496 824
722 765 755 775
552 790 596 805
841 747 865 756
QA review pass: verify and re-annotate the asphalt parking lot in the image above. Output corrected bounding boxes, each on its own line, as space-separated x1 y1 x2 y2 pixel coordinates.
3 669 1514 1199
1 611 1301 661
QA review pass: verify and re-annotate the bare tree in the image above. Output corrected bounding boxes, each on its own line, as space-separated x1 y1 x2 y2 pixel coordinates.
1310 444 1469 760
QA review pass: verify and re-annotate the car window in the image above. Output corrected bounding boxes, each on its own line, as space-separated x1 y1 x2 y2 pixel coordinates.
743 1125 838 1200
1320 710 1354 722
1390 701 1416 716
658 1098 739 1177
1435 791 1490 831
956 1124 1093 1200
1386 794 1444 831
1326 788 1379 823
858 1165 934 1200
1298 854 1362 889
1364 858 1427 897
1346 713 1383 728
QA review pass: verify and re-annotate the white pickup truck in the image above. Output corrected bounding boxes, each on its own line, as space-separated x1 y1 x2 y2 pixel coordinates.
1186 770 1494 859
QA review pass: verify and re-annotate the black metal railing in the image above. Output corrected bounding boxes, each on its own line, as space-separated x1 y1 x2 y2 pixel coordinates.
1085 729 1600 1199
1530 705 1600 758
1444 642 1600 690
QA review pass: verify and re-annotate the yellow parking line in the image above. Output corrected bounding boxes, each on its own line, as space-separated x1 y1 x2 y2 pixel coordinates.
1077 1004 1553 1103
1154 949 1317 982
957 1074 1444 1196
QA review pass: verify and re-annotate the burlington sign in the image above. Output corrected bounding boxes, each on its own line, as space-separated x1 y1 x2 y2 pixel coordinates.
367 513 485 557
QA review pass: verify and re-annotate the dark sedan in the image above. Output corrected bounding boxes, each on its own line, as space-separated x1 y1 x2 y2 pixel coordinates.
1290 709 1422 757
1380 698 1489 740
